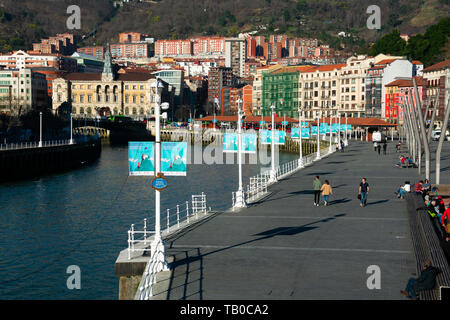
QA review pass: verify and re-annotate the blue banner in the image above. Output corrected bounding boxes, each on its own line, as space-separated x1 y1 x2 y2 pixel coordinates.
129 142 155 176
260 130 285 145
292 128 310 138
259 120 266 125
282 121 288 126
161 142 187 176
223 133 257 153
242 133 257 154
223 133 238 153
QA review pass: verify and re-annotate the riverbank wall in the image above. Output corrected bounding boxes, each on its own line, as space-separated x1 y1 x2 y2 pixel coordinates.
0 138 101 182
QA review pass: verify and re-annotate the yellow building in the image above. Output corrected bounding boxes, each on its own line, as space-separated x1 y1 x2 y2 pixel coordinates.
52 43 173 118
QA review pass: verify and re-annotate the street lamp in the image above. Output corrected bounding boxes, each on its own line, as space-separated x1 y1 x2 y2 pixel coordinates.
329 111 333 153
69 113 74 144
269 104 277 183
316 111 321 160
150 78 169 271
39 112 42 147
234 95 246 208
298 105 303 168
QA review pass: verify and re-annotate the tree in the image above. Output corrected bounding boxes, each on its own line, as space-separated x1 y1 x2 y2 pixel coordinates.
369 29 406 57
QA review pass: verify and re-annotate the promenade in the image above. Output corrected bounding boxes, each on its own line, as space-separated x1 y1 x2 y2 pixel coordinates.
155 140 449 300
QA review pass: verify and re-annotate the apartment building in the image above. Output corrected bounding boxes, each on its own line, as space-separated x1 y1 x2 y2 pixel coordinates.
0 68 48 114
422 59 450 125
155 40 193 56
0 50 78 72
385 77 426 124
77 46 106 60
207 67 233 106
225 38 246 77
110 42 151 59
32 33 77 56
119 32 148 43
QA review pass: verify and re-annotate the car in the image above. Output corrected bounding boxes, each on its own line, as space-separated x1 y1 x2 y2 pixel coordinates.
431 130 441 141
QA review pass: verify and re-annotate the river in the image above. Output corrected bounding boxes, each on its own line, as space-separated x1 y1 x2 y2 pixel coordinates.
0 142 299 299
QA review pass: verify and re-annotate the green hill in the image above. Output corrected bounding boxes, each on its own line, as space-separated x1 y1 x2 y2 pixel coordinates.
0 0 448 58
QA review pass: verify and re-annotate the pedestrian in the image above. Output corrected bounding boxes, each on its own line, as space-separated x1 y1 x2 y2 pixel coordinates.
320 180 333 206
377 143 381 155
383 141 387 155
340 140 344 152
358 178 369 207
313 176 322 207
373 141 377 152
400 260 439 300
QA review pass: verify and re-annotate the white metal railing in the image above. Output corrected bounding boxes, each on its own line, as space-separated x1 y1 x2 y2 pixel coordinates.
0 139 72 150
232 144 337 207
137 237 166 300
127 193 211 260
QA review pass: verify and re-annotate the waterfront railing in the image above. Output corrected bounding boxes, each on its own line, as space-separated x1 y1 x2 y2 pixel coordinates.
232 145 336 207
127 193 210 260
0 140 71 150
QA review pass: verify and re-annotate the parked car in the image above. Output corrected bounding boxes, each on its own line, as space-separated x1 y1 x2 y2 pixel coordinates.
431 130 441 141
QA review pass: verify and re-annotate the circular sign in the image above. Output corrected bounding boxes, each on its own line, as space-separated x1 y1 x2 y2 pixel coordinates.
151 173 168 191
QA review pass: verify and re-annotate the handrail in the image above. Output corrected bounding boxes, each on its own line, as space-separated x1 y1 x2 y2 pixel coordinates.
127 193 210 260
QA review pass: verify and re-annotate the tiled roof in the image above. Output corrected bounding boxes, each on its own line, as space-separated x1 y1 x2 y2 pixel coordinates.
63 72 155 81
196 115 299 123
422 59 450 73
375 59 397 65
385 76 426 87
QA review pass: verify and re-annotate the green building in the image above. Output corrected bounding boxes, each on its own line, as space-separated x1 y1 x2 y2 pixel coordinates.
262 67 299 118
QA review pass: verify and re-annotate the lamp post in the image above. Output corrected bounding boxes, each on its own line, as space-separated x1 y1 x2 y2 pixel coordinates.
298 105 303 168
151 78 168 270
39 112 42 147
338 113 341 148
316 111 321 160
344 116 348 146
234 95 246 208
69 113 74 144
329 111 333 153
269 104 277 183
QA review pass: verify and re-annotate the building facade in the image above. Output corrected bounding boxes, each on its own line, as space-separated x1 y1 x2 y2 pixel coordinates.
0 68 48 114
52 44 171 118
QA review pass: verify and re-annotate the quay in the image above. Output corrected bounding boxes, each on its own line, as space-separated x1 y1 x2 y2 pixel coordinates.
117 139 450 300
0 136 101 182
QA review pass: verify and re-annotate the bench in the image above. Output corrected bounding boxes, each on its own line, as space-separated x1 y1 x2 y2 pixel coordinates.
406 194 450 300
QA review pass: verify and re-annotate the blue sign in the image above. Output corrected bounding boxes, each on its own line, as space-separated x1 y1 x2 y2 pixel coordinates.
311 126 318 135
128 142 155 176
223 133 238 153
302 128 310 138
161 142 187 176
259 120 266 125
282 121 288 126
152 176 168 190
223 133 257 153
274 130 286 145
291 127 300 138
188 118 193 123
212 119 218 123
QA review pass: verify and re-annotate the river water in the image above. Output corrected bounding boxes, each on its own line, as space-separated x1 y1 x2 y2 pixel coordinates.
0 142 298 299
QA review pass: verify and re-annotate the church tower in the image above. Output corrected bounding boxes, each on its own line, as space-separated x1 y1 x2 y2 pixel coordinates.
102 43 114 81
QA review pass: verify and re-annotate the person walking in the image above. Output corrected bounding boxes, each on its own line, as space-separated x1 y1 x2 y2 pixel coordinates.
383 141 387 155
320 180 333 206
359 178 370 207
313 176 322 206
373 141 377 152
340 140 344 152
377 143 381 155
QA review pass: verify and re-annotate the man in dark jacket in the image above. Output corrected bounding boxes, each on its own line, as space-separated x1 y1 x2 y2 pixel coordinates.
401 260 439 300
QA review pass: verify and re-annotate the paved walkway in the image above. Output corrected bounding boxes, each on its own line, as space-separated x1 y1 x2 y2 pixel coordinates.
160 140 449 300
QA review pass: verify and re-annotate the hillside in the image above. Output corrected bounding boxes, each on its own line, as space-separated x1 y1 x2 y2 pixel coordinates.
0 0 448 56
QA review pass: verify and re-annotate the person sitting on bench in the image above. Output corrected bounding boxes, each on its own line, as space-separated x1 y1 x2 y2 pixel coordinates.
401 260 439 300
395 181 411 199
